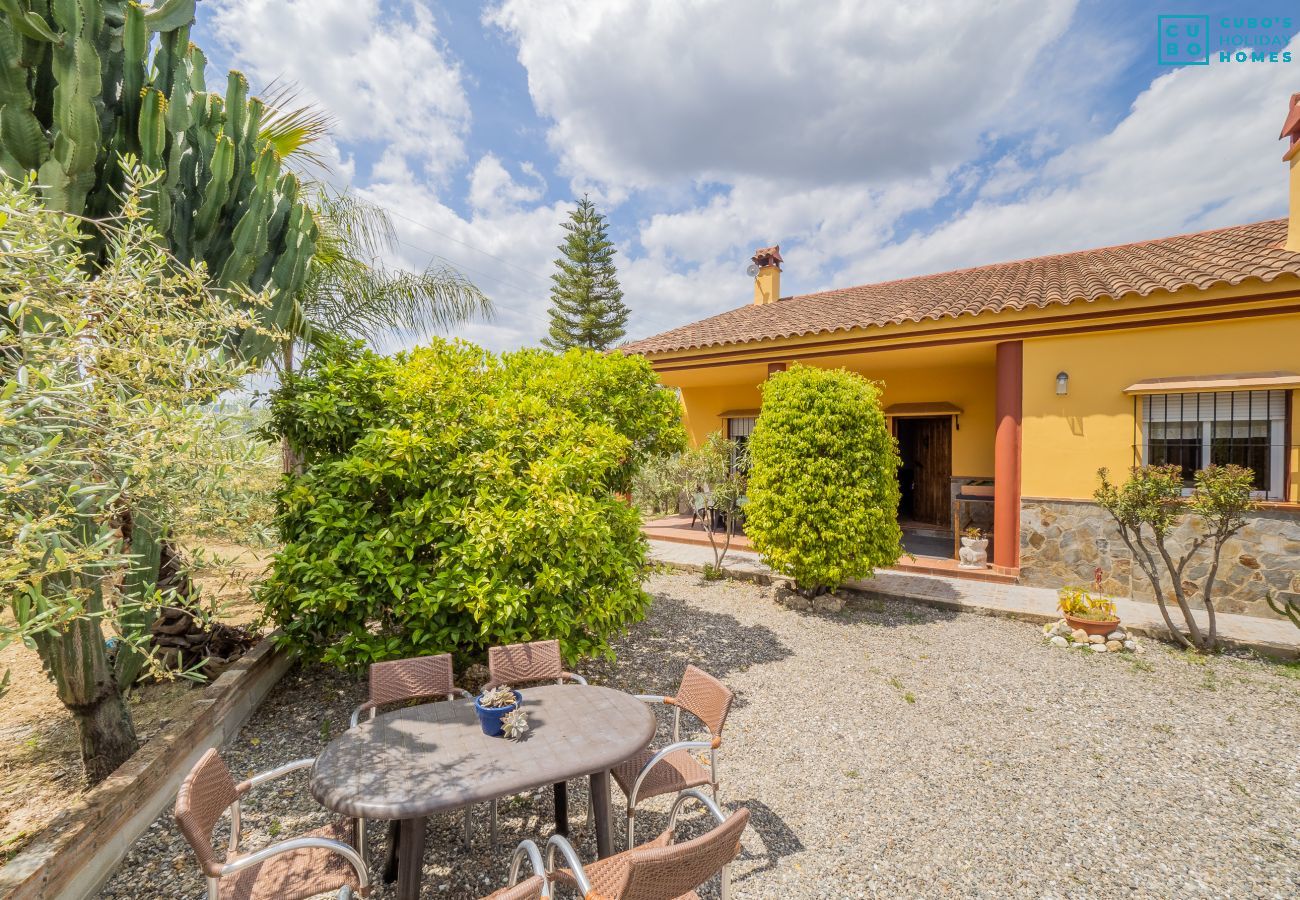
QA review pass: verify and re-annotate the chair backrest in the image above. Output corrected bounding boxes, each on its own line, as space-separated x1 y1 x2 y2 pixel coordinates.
174 748 239 876
488 640 563 687
618 807 750 900
673 665 734 740
369 653 456 707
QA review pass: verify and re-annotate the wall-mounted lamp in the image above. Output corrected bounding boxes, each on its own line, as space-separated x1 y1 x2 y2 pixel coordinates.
1055 371 1069 396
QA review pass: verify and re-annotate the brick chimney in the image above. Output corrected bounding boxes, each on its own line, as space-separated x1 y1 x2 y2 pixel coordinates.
1281 92 1300 252
751 245 783 305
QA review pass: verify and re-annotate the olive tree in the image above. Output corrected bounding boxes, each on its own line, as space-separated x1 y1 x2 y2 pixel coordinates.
745 365 902 596
0 173 267 781
1095 464 1255 653
677 432 747 577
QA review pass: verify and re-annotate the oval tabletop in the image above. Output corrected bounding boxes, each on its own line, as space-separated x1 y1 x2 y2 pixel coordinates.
310 683 656 820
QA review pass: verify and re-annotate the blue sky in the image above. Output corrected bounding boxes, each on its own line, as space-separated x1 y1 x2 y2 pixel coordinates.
194 1 1300 351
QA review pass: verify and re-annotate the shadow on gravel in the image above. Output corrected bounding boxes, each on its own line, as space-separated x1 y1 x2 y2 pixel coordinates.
725 796 803 883
622 794 801 891
590 593 793 704
840 589 960 627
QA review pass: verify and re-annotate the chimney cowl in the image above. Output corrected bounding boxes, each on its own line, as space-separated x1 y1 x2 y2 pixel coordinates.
751 245 783 270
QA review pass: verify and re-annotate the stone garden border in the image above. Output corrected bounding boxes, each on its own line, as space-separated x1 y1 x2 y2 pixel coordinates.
0 635 294 900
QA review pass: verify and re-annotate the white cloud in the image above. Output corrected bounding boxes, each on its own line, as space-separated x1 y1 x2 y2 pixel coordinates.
835 50 1298 288
355 157 568 352
205 0 470 179
486 0 1078 191
196 2 1299 356
468 154 547 213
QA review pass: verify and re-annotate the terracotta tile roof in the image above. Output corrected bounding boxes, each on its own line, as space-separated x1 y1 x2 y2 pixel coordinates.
622 219 1300 356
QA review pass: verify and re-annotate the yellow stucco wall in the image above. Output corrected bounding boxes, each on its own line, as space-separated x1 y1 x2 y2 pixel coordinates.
1022 312 1300 501
675 351 999 478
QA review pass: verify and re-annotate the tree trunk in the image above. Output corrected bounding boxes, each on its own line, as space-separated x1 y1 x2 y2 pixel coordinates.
72 686 140 784
31 610 139 784
281 338 302 475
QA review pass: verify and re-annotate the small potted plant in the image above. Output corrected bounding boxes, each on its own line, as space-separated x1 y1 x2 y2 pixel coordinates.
958 526 989 569
1057 585 1120 637
475 684 523 737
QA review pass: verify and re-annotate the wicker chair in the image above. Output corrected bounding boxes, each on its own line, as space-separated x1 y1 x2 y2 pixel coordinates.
174 748 369 900
547 790 747 900
484 639 587 690
348 653 473 854
613 665 734 848
481 639 588 846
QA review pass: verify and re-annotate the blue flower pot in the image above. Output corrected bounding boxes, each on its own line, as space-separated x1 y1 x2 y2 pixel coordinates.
474 691 522 736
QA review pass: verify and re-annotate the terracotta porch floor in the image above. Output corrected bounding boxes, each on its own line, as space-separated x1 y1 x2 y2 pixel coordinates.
642 515 1017 584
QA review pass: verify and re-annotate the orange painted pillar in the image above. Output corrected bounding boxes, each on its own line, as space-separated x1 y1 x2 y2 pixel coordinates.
994 341 1023 570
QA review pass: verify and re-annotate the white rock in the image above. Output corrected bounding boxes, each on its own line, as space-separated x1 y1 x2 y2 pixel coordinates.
1107 630 1126 642
1091 643 1108 652
1123 640 1137 651
1049 635 1068 647
1088 634 1106 645
1071 629 1089 643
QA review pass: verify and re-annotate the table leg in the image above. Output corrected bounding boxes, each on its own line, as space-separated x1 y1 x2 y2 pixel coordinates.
383 820 400 883
395 817 427 900
553 781 569 837
589 769 613 858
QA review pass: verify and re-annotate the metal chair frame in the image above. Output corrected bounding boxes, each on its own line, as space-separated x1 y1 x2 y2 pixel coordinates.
545 789 739 900
493 838 553 899
183 756 370 900
618 668 732 849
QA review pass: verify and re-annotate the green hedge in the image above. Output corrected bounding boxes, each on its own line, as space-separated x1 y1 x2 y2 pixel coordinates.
745 364 902 595
259 340 684 667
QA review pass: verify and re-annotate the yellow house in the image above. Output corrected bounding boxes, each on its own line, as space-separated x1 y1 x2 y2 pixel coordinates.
623 96 1300 619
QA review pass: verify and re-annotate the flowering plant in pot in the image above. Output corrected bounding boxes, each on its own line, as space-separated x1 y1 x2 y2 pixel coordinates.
958 526 989 569
1057 585 1120 636
475 685 527 737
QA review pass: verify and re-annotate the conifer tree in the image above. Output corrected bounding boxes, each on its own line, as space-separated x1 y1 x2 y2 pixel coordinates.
543 196 630 350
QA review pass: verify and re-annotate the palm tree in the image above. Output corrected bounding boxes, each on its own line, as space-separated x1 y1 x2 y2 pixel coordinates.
286 189 492 373
257 86 492 375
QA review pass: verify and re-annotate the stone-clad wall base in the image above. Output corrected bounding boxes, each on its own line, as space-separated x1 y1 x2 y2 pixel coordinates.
1019 498 1300 620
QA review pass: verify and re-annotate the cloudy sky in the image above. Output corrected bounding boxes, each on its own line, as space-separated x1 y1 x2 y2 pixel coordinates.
194 1 1300 352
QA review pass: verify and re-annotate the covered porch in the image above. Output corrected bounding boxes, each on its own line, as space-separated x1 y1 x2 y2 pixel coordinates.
662 340 1027 575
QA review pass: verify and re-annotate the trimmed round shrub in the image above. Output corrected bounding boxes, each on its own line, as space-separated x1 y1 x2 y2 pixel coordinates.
259 340 684 667
744 364 902 595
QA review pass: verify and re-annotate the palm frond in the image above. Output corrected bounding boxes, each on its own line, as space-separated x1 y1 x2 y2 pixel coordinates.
304 262 493 343
308 187 397 262
258 81 336 172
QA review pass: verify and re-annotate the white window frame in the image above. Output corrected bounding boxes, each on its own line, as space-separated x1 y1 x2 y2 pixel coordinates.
1139 390 1286 500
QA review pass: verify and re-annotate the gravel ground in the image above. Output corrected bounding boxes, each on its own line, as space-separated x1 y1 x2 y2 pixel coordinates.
99 571 1300 899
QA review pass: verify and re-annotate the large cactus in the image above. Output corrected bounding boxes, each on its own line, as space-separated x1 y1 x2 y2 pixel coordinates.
0 0 318 782
0 0 317 362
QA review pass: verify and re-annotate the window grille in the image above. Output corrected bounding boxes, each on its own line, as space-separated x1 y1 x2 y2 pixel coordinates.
1134 390 1287 499
725 417 756 440
725 416 756 473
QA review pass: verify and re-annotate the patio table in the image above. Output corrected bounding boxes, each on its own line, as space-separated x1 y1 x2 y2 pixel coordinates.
311 683 656 900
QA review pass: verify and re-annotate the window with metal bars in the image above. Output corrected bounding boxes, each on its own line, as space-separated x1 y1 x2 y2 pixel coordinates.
1135 390 1287 498
725 416 755 472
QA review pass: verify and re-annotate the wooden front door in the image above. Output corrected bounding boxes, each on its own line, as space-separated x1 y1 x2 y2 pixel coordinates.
896 416 952 526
